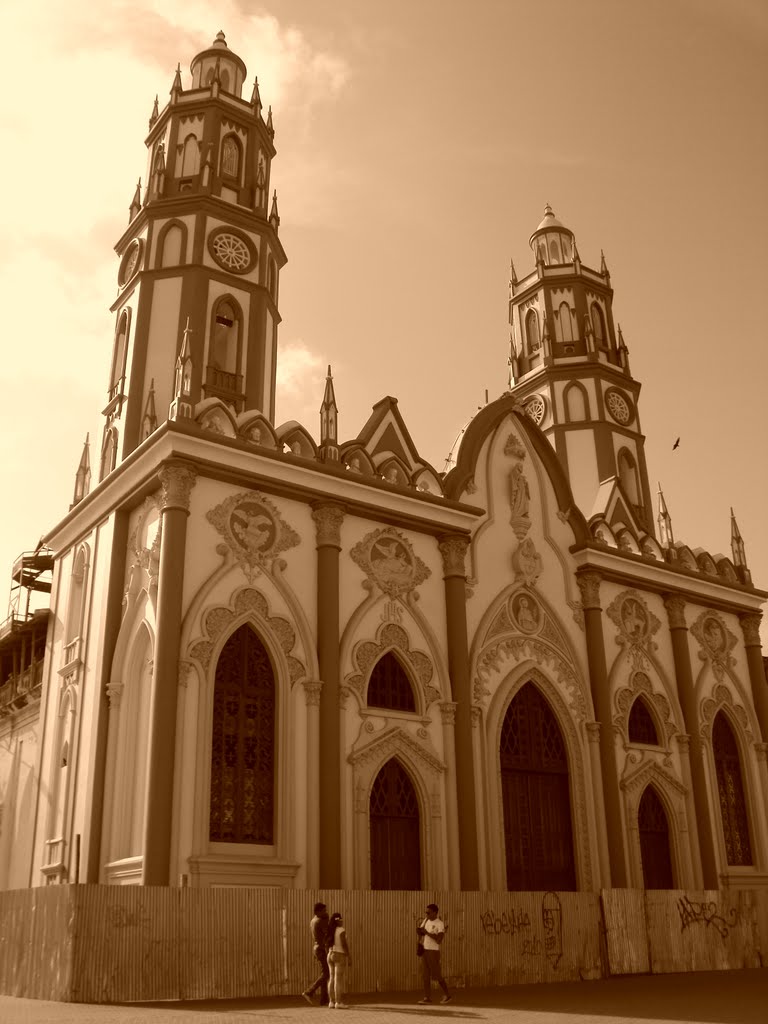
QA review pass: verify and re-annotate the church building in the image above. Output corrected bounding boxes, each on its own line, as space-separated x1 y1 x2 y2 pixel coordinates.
1 33 767 895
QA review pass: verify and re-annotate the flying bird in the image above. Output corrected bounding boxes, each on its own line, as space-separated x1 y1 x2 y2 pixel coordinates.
672 437 680 450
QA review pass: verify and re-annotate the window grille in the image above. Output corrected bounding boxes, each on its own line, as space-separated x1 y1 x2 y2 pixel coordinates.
713 713 753 866
367 652 416 712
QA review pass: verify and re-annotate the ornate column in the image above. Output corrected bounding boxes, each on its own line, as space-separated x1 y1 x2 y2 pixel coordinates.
142 461 196 885
576 570 626 886
663 593 718 887
438 533 479 889
739 614 768 743
585 721 611 888
302 679 323 887
311 502 345 888
438 701 461 888
675 733 703 888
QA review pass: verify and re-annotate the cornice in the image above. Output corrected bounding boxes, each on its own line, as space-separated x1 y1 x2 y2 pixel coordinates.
43 421 481 555
511 265 614 302
146 95 275 154
570 546 767 612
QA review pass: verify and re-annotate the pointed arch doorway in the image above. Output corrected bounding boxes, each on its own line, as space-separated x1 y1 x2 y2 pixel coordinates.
369 758 421 889
638 786 674 889
500 682 576 891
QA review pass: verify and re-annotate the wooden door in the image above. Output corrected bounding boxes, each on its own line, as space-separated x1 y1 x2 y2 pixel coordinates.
370 758 421 889
638 786 674 889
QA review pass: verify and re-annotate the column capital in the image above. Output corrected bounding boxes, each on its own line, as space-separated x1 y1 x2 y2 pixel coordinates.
302 679 323 707
675 732 691 752
576 570 602 610
663 593 688 630
311 502 345 547
471 705 482 728
439 700 457 725
739 612 763 648
438 533 469 578
753 741 768 763
585 721 601 743
158 460 197 513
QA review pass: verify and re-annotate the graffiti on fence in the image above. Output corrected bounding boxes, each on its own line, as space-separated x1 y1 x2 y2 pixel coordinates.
676 895 739 940
481 892 563 969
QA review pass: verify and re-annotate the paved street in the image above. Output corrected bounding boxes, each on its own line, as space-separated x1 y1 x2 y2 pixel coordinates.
0 970 766 1024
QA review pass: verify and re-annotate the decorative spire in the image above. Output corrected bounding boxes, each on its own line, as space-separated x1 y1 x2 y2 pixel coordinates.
169 318 194 421
507 330 516 389
730 508 748 570
657 483 674 548
509 257 517 286
148 95 159 130
170 62 183 98
541 313 552 357
617 323 630 372
129 178 142 222
600 249 610 279
149 144 166 201
572 237 581 269
71 434 91 509
269 190 280 230
141 379 158 440
266 104 274 137
251 75 262 115
319 365 340 461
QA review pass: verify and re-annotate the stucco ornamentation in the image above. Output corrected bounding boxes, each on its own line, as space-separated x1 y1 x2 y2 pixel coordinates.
207 490 300 582
438 701 457 725
739 613 763 648
159 462 197 512
511 537 543 586
605 589 661 669
475 635 586 721
188 585 306 685
437 534 469 578
351 526 431 597
346 622 441 708
690 610 737 682
504 433 526 459
700 683 752 743
106 681 124 709
302 679 322 707
613 670 678 746
348 724 445 776
311 502 345 547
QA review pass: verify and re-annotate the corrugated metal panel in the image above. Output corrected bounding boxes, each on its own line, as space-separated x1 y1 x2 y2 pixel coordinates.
601 889 649 975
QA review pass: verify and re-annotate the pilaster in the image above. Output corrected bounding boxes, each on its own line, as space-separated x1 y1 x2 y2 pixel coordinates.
301 679 323 887
739 614 768 743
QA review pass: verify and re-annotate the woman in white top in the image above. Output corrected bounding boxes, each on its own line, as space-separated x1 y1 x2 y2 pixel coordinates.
326 912 351 1009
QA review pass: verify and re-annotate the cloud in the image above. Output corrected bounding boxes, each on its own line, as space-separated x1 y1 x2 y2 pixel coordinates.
274 340 327 431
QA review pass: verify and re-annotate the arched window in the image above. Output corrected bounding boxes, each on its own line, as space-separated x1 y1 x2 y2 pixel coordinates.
500 682 576 891
367 653 416 712
160 224 183 267
591 303 606 346
638 786 674 889
628 698 659 745
525 309 540 352
558 301 574 342
209 625 275 844
222 135 241 179
220 68 231 92
369 758 421 889
537 242 546 263
64 548 87 648
205 67 215 86
111 312 129 389
562 238 572 261
565 383 587 422
210 299 241 377
100 428 117 481
618 449 640 506
549 239 560 263
180 134 199 177
713 713 753 866
267 258 277 300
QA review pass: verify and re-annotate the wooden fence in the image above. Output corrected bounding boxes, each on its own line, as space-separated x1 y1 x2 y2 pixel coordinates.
0 886 766 1003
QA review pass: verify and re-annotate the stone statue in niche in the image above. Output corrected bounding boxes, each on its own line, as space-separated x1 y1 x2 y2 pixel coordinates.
511 592 541 633
511 537 543 586
509 461 531 539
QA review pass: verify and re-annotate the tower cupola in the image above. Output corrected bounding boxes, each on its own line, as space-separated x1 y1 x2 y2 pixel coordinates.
529 204 576 266
190 31 247 97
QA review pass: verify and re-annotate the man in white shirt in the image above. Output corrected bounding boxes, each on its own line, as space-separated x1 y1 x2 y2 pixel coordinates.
416 903 451 1004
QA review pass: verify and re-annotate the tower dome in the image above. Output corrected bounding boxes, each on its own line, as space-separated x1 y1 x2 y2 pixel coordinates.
190 31 248 97
528 204 575 266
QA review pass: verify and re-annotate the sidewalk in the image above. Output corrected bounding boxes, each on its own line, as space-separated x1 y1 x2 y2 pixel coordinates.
0 969 765 1024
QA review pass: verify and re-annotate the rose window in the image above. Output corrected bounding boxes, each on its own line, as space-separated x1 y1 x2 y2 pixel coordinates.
209 230 253 272
606 389 631 424
525 395 546 425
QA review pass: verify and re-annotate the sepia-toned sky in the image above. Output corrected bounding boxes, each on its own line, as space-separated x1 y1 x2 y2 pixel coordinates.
0 1 766 635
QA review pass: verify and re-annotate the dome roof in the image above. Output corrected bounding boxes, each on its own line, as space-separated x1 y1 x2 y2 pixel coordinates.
529 204 573 246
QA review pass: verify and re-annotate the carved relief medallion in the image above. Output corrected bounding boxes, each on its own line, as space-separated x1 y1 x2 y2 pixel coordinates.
690 610 737 682
351 527 430 598
510 591 542 634
207 490 299 581
605 589 660 668
504 433 526 459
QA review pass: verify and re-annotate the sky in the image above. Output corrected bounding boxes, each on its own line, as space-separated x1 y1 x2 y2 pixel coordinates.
0 0 766 636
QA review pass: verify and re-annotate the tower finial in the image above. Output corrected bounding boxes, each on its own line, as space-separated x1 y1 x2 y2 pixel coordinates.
657 482 674 549
129 178 142 223
319 365 339 461
170 318 194 421
266 105 274 137
170 62 183 98
269 190 280 230
141 379 158 440
251 75 262 114
730 508 749 573
600 249 609 278
149 94 159 130
71 434 92 509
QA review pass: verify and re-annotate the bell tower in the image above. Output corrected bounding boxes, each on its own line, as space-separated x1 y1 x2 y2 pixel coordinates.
100 31 286 481
507 206 653 530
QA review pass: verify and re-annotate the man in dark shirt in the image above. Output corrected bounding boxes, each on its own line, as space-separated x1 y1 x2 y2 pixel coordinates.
302 901 330 1005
